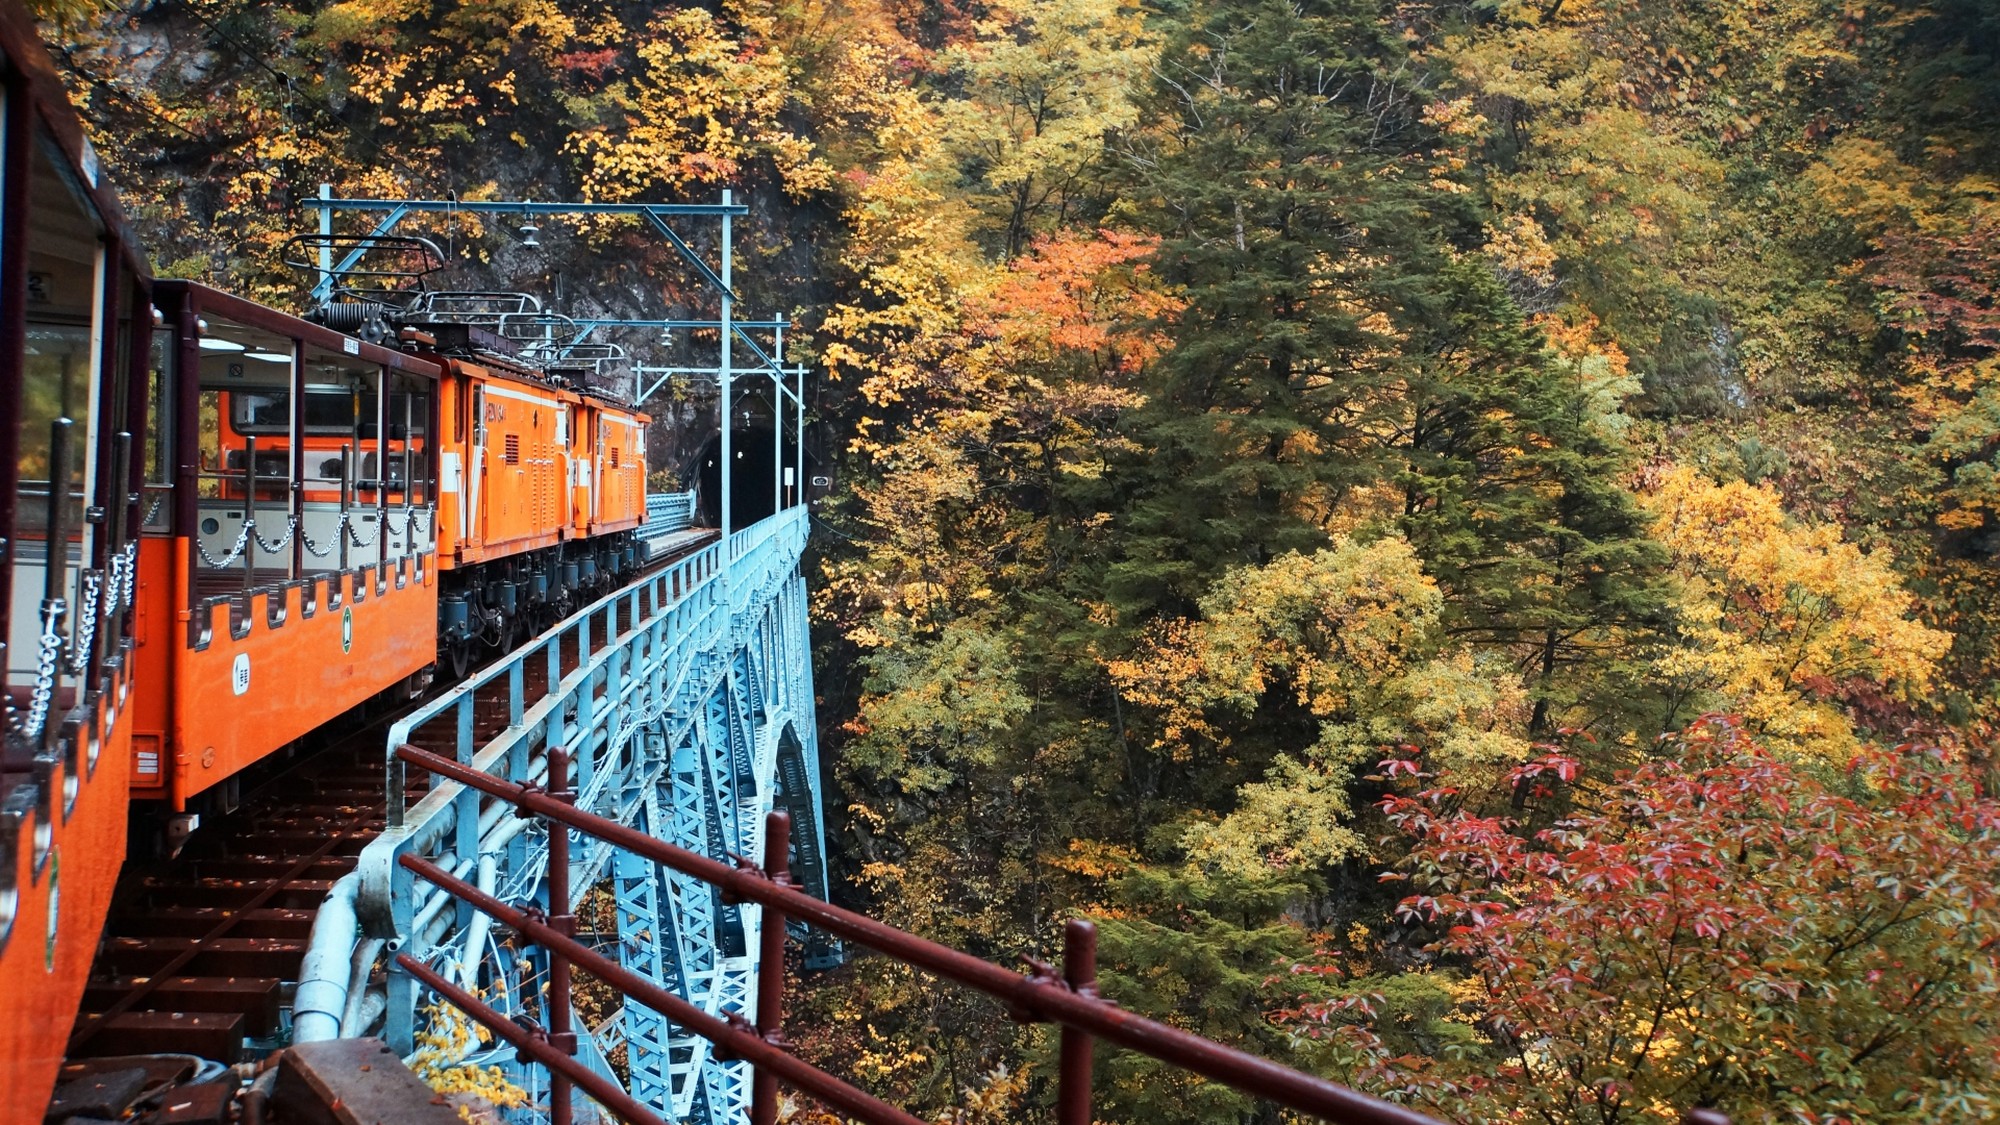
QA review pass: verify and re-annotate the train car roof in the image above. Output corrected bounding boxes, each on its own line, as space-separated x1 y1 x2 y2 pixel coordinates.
0 1 151 281
156 280 444 378
427 345 651 423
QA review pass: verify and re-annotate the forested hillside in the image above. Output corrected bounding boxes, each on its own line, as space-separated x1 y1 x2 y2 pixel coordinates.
48 0 2000 1120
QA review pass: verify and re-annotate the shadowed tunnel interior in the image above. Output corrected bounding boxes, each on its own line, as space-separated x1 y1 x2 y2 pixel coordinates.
693 426 809 528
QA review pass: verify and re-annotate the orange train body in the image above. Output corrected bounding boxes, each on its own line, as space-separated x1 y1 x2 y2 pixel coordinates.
6 242 650 1117
0 1 155 1118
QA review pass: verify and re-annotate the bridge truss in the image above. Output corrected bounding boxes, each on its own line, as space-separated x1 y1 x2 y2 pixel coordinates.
299 508 827 1125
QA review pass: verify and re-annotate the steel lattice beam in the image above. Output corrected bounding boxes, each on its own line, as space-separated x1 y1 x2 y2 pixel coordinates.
348 510 823 1125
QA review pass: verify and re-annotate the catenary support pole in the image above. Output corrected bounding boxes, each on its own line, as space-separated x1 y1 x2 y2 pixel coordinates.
719 189 733 546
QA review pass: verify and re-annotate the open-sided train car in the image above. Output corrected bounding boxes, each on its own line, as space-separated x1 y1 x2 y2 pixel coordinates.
0 6 156 1120
133 282 445 815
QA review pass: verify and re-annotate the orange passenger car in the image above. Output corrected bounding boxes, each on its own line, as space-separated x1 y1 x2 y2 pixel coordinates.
0 5 156 1118
130 283 443 812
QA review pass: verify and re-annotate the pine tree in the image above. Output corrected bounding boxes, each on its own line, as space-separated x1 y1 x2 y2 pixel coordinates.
1104 0 1457 617
1388 260 1670 742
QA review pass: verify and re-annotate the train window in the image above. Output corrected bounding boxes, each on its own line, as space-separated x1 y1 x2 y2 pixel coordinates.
11 131 107 690
388 372 432 507
193 318 296 581
231 387 429 437
14 137 104 539
302 349 383 496
196 317 294 497
142 327 172 531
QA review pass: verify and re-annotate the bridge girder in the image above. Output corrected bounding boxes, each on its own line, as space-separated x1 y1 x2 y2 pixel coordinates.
347 510 827 1125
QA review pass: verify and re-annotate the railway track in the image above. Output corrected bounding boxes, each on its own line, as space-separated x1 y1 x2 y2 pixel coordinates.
58 532 715 1088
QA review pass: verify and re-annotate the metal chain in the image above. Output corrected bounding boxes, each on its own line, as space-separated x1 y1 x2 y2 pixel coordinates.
102 552 125 616
142 491 167 525
119 541 137 610
299 511 343 559
67 572 101 675
362 507 436 538
194 520 254 568
345 515 380 549
18 601 66 742
251 514 297 556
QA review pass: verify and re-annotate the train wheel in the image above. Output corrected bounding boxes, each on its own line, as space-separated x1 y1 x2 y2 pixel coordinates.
446 636 474 679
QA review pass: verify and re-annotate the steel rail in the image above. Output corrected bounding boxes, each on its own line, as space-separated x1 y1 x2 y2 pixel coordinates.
397 853 926 1125
394 954 670 1125
393 743 1444 1125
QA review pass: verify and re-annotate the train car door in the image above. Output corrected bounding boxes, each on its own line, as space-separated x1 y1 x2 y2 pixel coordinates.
555 403 571 537
469 383 487 549
570 405 590 534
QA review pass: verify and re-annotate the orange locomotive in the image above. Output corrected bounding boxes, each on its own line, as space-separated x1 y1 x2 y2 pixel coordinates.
417 319 651 675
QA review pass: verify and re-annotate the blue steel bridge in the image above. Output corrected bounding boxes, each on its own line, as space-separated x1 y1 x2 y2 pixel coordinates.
288 498 829 1124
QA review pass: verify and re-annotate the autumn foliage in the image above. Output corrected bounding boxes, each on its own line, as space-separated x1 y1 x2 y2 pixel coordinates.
47 0 2000 1119
1325 719 2000 1123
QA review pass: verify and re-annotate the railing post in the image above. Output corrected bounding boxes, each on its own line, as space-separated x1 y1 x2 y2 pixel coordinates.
243 434 259 591
339 443 351 572
41 419 73 753
547 746 578 1125
752 809 792 1125
1059 919 1098 1125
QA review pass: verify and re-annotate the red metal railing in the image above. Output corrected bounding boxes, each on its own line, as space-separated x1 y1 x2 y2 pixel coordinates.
393 743 1735 1125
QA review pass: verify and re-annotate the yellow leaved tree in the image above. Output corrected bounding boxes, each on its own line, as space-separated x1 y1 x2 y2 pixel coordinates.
567 4 831 203
1642 465 1951 757
1109 536 1531 878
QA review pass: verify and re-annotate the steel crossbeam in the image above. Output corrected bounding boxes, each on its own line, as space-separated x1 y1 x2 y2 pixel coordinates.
339 508 821 1125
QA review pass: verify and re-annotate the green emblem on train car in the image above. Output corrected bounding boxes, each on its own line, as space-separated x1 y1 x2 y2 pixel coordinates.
342 607 353 654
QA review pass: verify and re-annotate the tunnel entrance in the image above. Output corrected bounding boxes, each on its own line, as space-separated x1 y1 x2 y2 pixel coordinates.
691 427 807 528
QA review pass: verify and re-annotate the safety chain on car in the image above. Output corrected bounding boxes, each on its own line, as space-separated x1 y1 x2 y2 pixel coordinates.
105 549 129 615
194 520 254 568
66 571 101 675
16 600 66 742
381 507 433 536
117 541 137 610
299 512 344 559
251 514 298 556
